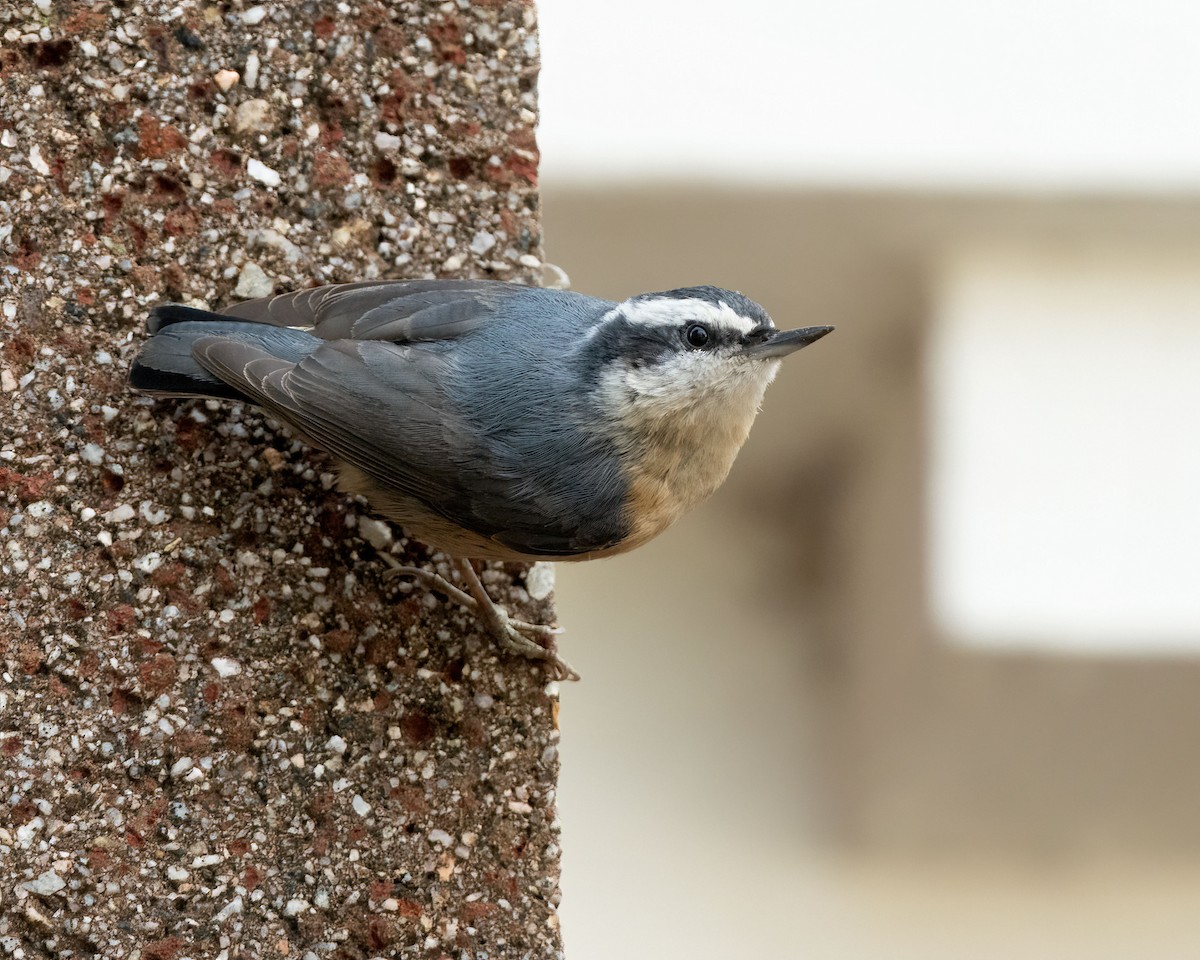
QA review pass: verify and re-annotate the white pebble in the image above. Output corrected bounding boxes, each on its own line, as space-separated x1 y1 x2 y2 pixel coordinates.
167 866 190 882
21 870 64 896
525 562 556 600
104 504 135 523
234 261 273 299
326 734 347 754
374 131 401 152
215 895 243 923
132 552 161 574
1 369 16 392
233 99 273 134
80 443 105 465
351 794 371 817
357 516 392 550
428 828 453 846
470 231 496 255
284 898 309 917
241 5 267 24
28 144 49 176
542 261 572 290
210 657 242 678
244 50 261 89
16 817 44 845
246 158 280 188
170 757 193 777
140 501 169 524
213 68 239 92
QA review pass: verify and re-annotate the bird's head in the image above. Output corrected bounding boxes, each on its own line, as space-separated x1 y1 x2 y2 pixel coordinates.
585 285 832 433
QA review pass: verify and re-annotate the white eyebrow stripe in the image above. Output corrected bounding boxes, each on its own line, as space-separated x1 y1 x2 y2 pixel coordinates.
617 297 760 335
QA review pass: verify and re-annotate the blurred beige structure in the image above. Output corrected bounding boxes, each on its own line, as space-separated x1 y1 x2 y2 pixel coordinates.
543 188 1200 959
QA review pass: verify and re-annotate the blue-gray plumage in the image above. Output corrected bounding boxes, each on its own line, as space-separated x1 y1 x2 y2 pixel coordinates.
130 279 832 677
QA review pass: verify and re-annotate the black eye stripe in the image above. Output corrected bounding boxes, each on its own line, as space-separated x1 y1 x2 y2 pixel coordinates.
585 314 674 373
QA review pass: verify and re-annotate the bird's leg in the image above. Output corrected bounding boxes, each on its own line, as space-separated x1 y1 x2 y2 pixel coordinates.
379 554 578 680
380 558 478 608
378 557 562 639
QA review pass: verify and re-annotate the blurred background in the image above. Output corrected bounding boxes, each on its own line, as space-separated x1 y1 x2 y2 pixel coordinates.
535 2 1200 957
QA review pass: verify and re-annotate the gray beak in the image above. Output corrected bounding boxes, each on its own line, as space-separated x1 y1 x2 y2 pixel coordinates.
743 325 834 359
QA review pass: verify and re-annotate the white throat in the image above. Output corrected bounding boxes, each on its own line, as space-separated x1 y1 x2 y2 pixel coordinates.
600 354 780 515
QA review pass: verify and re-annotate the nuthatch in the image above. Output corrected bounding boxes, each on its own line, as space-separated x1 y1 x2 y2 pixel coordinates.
130 280 832 679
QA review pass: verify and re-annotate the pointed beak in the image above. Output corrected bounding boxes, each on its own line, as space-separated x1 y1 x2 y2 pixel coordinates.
743 325 834 360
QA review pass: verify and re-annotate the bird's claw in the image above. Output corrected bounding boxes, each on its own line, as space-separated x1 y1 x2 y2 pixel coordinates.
497 623 580 682
379 554 576 680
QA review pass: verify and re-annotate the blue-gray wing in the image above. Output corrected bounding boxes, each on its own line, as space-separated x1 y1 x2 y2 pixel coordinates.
219 280 545 343
191 334 628 556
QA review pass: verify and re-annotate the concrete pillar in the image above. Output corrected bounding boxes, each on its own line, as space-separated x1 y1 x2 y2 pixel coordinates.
0 2 563 956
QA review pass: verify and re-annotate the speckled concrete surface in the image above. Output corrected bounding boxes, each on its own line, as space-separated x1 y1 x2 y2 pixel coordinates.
0 1 563 957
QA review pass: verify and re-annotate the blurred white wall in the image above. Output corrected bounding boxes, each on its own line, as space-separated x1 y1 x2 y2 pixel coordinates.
930 243 1200 651
538 0 1200 187
534 3 1200 959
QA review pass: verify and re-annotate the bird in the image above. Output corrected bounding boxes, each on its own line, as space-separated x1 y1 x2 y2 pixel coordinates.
129 279 832 679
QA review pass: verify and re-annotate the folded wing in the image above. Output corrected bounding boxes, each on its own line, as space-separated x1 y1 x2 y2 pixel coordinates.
220 279 539 343
191 334 625 555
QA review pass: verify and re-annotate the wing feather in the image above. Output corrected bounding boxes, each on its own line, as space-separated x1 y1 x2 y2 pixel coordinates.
219 279 536 343
192 335 572 549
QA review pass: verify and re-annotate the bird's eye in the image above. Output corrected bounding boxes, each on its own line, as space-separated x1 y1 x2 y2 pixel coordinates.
684 323 710 349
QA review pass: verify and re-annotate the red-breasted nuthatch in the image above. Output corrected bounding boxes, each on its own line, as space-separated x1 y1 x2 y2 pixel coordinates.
130 280 832 679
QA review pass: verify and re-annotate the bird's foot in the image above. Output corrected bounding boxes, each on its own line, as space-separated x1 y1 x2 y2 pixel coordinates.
380 555 578 681
488 606 580 683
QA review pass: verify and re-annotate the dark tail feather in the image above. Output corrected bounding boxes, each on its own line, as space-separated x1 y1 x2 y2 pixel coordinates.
148 302 244 334
131 321 253 402
131 317 317 403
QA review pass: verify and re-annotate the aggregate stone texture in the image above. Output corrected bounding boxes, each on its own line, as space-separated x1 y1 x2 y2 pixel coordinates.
0 1 565 957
